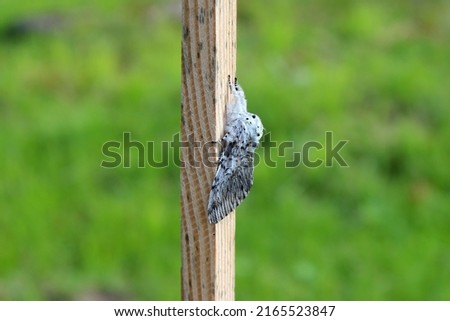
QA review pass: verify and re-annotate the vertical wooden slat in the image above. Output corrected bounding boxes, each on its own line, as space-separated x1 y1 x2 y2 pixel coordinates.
181 0 236 301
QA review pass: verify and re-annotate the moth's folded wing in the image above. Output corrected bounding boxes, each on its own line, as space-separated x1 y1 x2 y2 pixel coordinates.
207 153 254 224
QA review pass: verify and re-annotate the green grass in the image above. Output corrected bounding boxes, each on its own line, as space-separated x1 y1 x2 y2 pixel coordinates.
1 0 449 300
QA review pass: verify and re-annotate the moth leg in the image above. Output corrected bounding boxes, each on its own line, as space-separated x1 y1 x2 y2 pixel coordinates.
227 76 247 113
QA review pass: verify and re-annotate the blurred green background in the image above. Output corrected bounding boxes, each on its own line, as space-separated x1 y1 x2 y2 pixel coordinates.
1 0 449 300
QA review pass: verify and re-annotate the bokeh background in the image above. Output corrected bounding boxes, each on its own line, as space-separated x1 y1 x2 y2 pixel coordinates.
1 0 449 300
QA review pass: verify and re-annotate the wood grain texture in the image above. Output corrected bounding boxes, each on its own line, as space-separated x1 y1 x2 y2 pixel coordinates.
181 0 236 301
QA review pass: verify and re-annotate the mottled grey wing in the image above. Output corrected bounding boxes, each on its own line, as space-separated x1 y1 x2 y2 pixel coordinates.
207 143 254 224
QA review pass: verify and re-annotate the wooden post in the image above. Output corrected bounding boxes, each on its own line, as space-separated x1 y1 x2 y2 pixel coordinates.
181 0 236 300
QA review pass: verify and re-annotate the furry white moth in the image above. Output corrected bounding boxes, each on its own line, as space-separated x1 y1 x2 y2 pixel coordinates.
207 76 264 224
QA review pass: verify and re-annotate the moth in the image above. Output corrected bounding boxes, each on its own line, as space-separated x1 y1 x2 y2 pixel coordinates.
207 76 264 224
